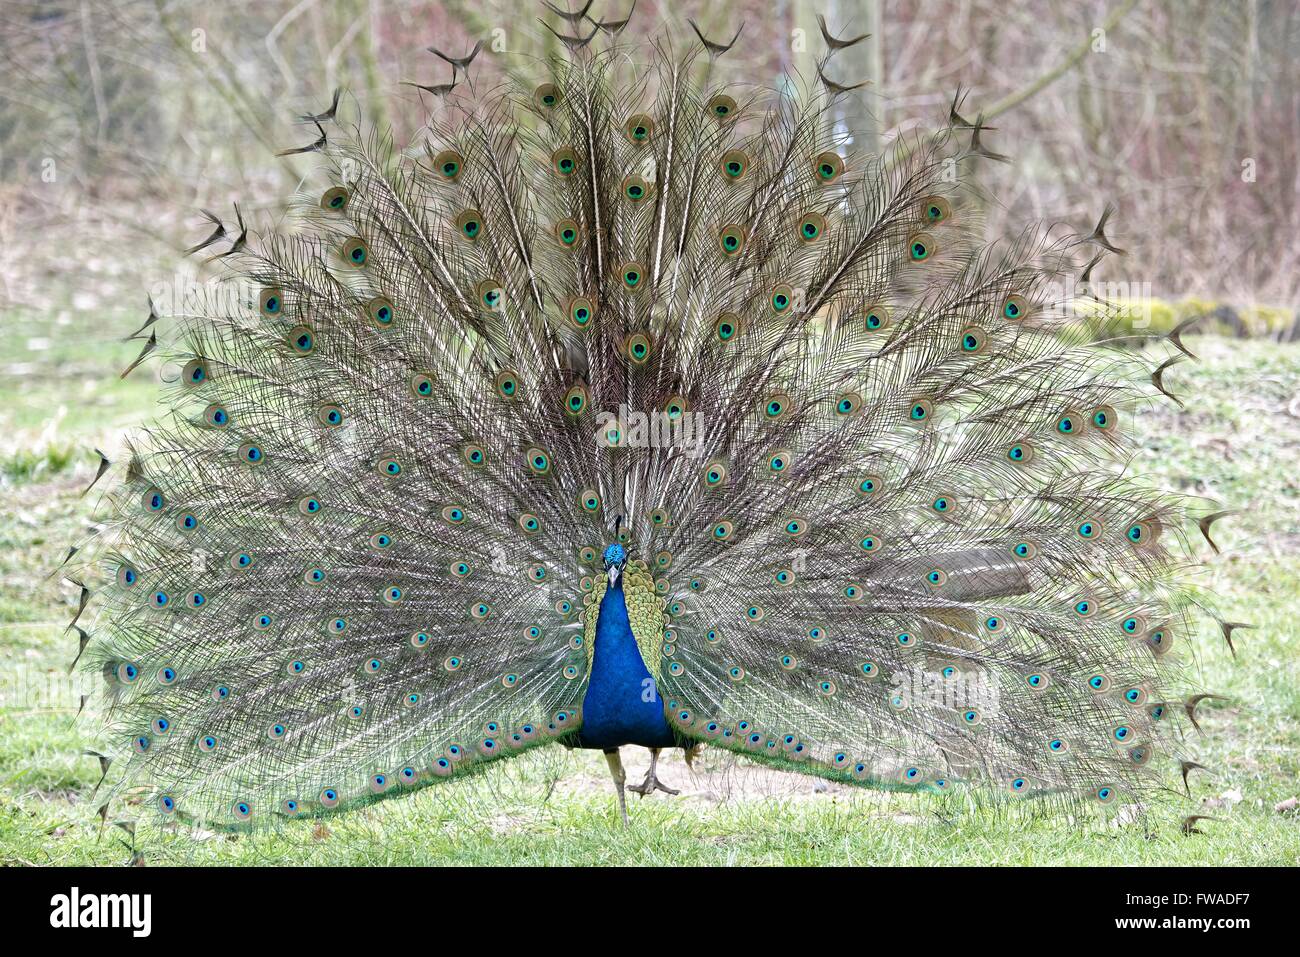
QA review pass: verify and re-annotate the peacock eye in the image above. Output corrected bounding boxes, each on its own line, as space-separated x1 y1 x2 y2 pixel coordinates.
341 236 369 266
182 358 209 386
908 233 934 261
958 326 987 354
455 208 483 240
567 296 596 328
259 287 284 316
769 284 794 313
551 147 578 176
554 218 580 247
720 149 749 180
707 93 737 119
320 186 349 211
919 195 951 223
526 447 552 475
856 474 883 496
203 403 229 427
367 296 395 327
410 372 435 398
1091 405 1117 431
534 84 560 110
620 263 646 292
864 304 890 331
624 332 651 363
813 151 844 183
475 278 504 312
624 113 654 143
763 393 791 420
718 224 746 256
621 175 650 202
660 394 688 422
714 313 741 342
1007 441 1034 464
1001 295 1029 321
768 449 792 474
703 460 728 488
1056 410 1082 435
494 369 520 400
835 392 861 417
563 383 589 416
432 148 464 180
797 212 826 243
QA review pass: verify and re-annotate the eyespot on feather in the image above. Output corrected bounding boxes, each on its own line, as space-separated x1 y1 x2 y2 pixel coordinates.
919 195 951 223
720 149 750 180
320 186 349 211
340 236 369 267
706 93 737 120
534 83 561 111
624 113 655 143
432 149 464 180
813 151 844 183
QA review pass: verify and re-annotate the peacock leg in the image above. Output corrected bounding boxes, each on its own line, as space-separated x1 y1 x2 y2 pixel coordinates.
627 748 680 797
603 749 629 826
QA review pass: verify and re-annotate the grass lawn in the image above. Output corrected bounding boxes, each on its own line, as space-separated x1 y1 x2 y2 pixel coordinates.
1 303 1297 865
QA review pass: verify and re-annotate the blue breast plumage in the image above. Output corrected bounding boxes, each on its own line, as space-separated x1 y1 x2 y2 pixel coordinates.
574 579 677 751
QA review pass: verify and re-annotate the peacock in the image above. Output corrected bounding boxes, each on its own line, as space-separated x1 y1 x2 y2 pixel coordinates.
72 5 1234 831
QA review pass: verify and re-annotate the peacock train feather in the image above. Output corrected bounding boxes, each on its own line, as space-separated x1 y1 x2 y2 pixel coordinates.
74 7 1234 829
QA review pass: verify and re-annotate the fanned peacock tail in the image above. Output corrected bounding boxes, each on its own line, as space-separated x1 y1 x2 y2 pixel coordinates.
74 10 1229 828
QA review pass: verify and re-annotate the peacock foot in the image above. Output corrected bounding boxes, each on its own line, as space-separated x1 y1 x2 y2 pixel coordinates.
627 772 679 797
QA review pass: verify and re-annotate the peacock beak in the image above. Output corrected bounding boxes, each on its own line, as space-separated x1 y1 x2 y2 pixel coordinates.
607 564 621 587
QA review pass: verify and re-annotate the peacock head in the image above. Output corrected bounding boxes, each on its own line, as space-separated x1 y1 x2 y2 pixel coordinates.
603 542 628 586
